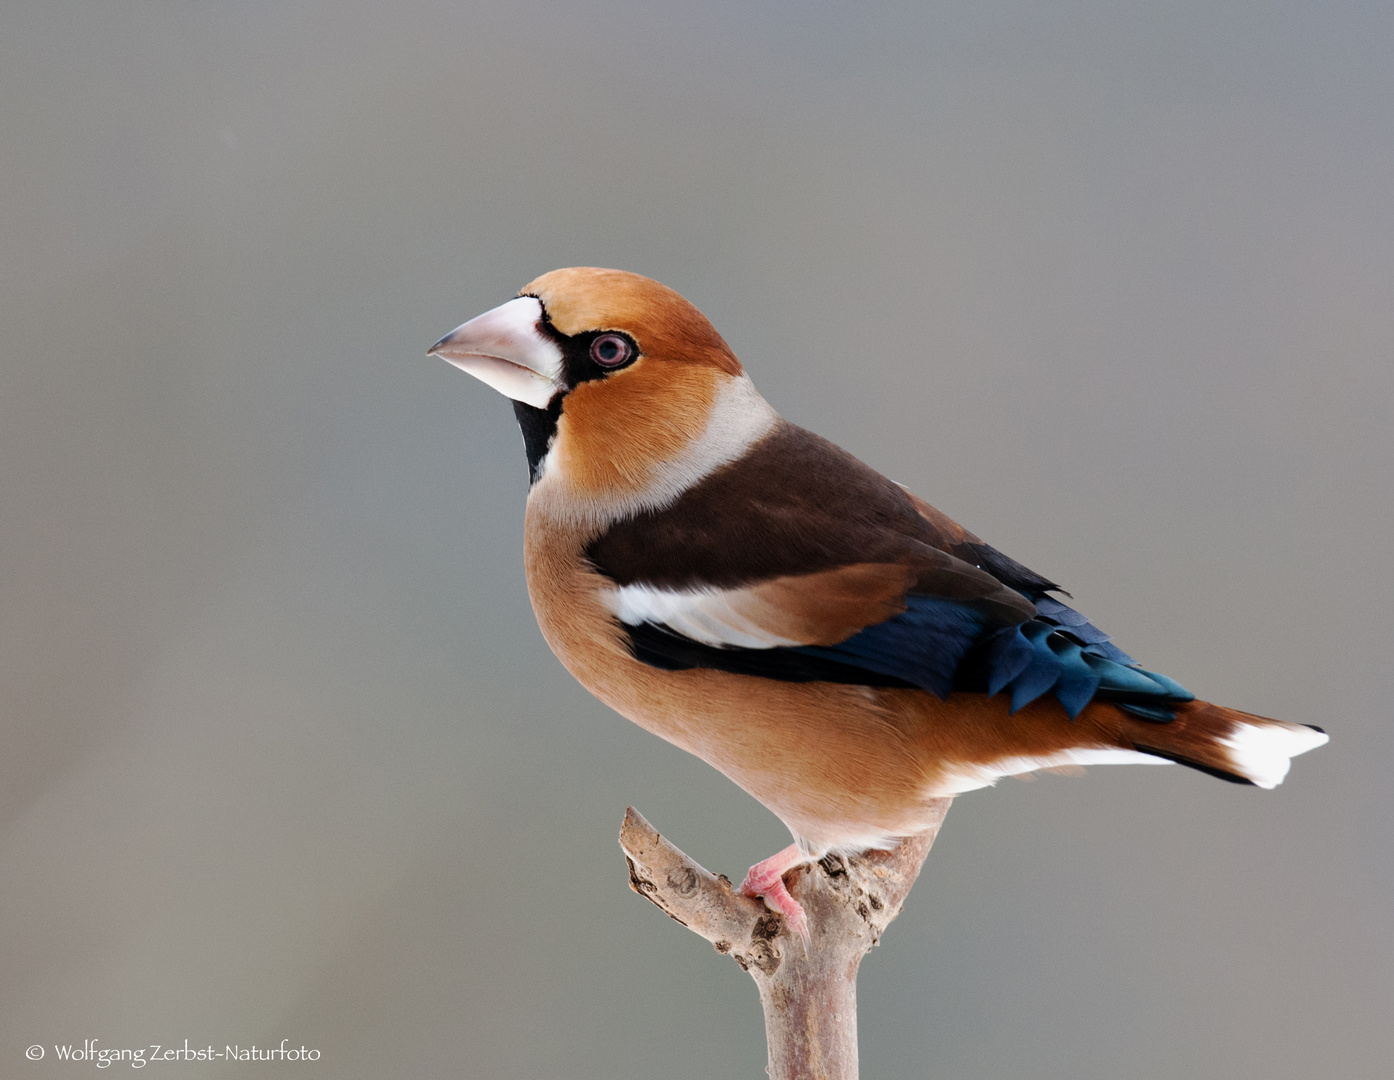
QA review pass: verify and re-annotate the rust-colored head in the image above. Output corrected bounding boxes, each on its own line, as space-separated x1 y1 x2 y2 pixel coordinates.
522 267 742 377
431 268 772 506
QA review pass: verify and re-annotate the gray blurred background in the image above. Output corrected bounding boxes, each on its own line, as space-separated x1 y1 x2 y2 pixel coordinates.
3 2 1391 1077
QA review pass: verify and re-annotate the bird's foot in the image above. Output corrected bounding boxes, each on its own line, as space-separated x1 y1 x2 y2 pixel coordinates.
738 844 811 945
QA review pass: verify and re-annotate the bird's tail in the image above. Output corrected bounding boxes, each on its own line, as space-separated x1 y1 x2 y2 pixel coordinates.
1116 700 1328 788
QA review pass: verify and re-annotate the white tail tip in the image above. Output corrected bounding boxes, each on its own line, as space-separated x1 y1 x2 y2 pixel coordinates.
1221 723 1329 789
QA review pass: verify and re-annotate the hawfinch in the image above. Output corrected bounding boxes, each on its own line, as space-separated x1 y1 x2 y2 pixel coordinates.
430 267 1328 937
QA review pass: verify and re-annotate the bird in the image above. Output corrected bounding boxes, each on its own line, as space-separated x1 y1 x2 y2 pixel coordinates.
429 266 1328 940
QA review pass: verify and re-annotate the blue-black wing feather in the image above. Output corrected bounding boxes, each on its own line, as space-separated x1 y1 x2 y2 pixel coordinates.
624 589 1193 721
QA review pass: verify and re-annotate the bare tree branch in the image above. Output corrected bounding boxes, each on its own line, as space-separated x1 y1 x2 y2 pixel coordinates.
619 801 951 1080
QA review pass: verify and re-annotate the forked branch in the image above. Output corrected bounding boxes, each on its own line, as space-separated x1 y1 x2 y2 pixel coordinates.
619 802 951 1080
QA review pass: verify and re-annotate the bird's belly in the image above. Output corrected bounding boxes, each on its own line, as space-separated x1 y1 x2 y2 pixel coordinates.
557 641 951 852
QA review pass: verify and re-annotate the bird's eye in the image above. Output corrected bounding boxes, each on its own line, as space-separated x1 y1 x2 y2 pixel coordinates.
590 333 633 368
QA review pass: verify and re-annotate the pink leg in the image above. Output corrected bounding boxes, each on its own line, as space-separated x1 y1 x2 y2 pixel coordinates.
738 843 811 944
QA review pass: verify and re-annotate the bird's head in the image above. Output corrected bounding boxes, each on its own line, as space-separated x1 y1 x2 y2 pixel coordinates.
430 267 776 518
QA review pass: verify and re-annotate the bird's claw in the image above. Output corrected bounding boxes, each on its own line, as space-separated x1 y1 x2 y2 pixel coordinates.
739 849 811 947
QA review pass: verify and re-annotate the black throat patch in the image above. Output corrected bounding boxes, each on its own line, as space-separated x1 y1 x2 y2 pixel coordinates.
513 397 563 485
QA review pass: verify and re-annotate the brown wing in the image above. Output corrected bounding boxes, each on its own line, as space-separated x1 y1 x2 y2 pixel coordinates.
589 420 1036 649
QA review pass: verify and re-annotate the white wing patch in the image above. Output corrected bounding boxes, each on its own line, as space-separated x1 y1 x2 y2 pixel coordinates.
603 583 802 649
